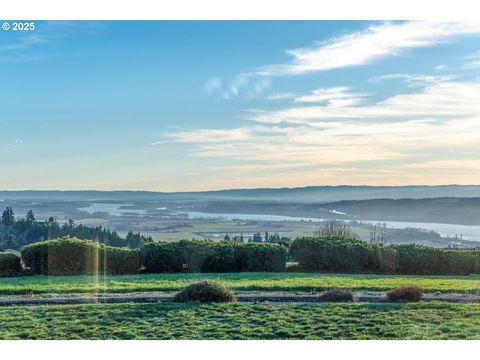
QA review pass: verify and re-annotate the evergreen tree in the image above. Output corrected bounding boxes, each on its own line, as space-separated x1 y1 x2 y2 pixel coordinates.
1 207 15 226
25 210 36 224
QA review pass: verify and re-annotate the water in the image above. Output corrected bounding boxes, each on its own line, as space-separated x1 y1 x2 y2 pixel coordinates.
79 203 146 216
179 211 480 241
176 211 328 223
361 220 480 241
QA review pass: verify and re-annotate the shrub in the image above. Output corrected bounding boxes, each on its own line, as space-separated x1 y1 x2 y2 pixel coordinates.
290 237 480 275
0 252 23 277
319 289 354 302
386 286 424 302
102 246 143 275
290 237 374 272
21 237 142 275
142 240 287 273
173 281 236 303
141 241 186 273
234 243 287 272
373 244 480 275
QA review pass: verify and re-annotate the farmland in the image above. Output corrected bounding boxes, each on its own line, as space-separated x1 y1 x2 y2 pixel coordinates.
1 302 480 339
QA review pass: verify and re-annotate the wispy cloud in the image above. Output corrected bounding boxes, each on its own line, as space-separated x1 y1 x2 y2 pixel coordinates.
203 73 272 100
8 138 23 149
252 81 480 124
368 73 454 87
293 86 368 106
258 21 480 76
202 77 223 94
463 51 480 69
433 64 448 72
0 21 107 63
0 34 48 52
159 80 480 186
266 92 296 100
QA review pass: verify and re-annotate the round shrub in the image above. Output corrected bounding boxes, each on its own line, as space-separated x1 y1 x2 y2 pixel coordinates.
21 237 142 275
319 289 354 302
386 285 424 302
0 252 23 277
173 281 236 303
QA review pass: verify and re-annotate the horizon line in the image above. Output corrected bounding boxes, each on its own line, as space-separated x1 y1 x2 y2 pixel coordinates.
2 183 480 194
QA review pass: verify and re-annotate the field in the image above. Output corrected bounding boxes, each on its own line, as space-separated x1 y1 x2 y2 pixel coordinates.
1 272 480 296
1 302 480 339
1 272 480 340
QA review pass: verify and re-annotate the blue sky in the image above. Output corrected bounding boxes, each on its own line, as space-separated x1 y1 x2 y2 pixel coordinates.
1 21 480 191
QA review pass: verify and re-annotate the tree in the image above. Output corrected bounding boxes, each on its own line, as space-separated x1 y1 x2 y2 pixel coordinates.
25 210 36 225
1 207 15 226
4 235 18 249
313 220 358 239
252 232 263 243
224 233 230 241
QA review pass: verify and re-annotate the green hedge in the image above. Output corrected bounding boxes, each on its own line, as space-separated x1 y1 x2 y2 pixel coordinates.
142 240 287 273
291 237 480 275
0 252 23 277
21 237 142 275
290 237 374 272
377 244 480 275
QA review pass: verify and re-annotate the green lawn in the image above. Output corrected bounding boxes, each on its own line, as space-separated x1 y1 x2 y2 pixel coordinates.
1 272 480 295
1 302 480 339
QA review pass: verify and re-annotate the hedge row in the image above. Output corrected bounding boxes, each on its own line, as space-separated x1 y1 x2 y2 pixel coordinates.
290 237 480 275
21 237 142 275
0 252 23 277
15 236 480 277
141 240 287 273
18 237 287 276
290 237 373 272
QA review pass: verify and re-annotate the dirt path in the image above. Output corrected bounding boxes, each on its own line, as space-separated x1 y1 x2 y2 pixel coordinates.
0 293 479 306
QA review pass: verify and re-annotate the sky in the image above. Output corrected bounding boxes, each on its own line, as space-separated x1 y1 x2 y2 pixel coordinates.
1 20 480 191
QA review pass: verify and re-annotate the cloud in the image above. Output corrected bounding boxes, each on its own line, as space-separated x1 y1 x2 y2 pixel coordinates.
202 73 272 100
433 64 448 72
368 73 454 87
258 21 480 75
8 138 24 149
0 34 48 52
463 51 480 69
159 80 480 186
293 86 368 106
266 93 296 100
405 160 480 170
252 81 480 124
223 74 272 99
160 127 253 144
203 77 223 94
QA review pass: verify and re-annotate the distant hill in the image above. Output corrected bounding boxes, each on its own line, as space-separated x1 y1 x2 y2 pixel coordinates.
2 185 480 203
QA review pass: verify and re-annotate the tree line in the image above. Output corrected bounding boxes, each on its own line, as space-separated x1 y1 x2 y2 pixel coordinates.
0 206 152 250
223 231 290 244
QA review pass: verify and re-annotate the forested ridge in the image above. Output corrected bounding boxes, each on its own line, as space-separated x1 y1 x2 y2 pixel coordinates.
0 206 152 250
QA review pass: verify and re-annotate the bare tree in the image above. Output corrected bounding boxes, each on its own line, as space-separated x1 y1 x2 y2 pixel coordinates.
313 220 358 239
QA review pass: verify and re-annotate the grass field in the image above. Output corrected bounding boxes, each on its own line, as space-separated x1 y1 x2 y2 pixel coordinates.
1 302 480 339
1 272 480 295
